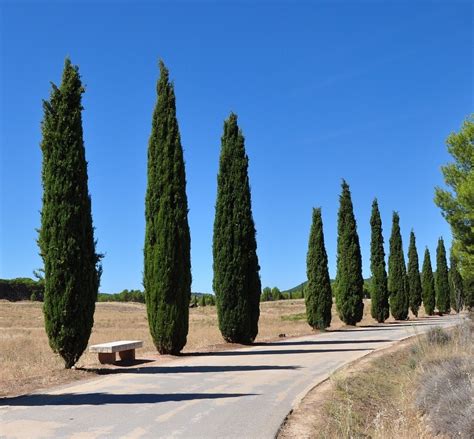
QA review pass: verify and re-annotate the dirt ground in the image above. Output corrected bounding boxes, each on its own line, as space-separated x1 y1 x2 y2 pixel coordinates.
0 298 426 397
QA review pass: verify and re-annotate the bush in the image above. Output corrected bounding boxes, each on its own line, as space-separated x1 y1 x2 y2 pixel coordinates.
416 355 473 438
426 326 452 345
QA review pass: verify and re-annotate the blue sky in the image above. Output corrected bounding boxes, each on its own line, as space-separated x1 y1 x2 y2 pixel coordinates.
0 1 472 293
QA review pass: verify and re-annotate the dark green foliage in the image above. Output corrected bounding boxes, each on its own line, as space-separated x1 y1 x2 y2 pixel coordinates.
213 113 261 344
449 253 464 313
369 199 389 323
407 231 422 317
464 277 474 310
271 287 283 300
305 208 332 330
261 287 273 302
199 295 206 307
261 287 284 302
335 180 364 325
435 238 450 314
0 278 44 301
144 61 191 355
388 212 408 320
39 59 101 369
422 248 436 315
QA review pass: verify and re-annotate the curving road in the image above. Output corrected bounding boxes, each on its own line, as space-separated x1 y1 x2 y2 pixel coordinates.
1 314 460 439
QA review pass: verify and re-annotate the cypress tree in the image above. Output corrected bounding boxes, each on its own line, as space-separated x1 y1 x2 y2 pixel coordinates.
421 248 436 315
369 199 389 323
213 113 261 344
144 60 191 355
39 58 101 369
388 212 409 320
335 180 364 325
449 252 464 313
407 230 422 317
435 237 450 314
305 208 332 330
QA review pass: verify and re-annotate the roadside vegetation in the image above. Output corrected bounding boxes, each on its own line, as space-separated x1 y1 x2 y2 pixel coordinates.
280 314 473 439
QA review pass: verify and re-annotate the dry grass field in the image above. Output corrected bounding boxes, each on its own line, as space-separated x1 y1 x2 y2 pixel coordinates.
1 298 423 398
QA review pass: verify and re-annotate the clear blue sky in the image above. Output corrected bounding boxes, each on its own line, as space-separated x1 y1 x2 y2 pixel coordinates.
0 1 472 293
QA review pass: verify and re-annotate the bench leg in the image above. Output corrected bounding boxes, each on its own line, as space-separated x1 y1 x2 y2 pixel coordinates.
98 352 116 364
119 349 135 362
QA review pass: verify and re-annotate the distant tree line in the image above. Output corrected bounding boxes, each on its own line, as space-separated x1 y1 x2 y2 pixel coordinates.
0 278 44 301
96 290 216 306
32 57 471 367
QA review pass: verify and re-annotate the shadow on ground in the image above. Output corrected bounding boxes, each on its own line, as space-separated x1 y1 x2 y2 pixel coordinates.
2 392 257 407
87 364 302 375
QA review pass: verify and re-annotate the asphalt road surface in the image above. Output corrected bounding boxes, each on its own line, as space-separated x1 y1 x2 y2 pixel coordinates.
1 314 460 439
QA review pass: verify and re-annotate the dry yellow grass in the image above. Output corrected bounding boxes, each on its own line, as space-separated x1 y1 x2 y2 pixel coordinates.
0 298 424 398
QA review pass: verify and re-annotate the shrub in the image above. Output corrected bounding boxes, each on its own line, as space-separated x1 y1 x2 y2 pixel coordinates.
416 355 473 438
426 326 452 345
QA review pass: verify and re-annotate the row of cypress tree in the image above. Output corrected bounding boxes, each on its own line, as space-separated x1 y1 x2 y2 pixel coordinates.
304 182 463 331
39 59 461 367
40 59 262 366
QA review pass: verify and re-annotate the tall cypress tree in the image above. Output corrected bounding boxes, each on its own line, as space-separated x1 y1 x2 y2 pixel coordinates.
305 208 332 330
449 252 464 313
335 180 364 325
435 237 450 314
144 61 191 355
39 58 101 368
407 230 422 317
388 212 408 320
369 199 389 323
421 248 436 315
213 113 261 344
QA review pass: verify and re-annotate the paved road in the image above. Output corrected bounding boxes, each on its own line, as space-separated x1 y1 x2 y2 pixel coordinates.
1 314 461 439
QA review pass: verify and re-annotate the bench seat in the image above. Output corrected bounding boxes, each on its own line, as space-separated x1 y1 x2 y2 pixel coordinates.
89 340 143 364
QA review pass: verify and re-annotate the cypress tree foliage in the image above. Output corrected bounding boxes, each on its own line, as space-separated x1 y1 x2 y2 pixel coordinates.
407 230 422 317
449 252 464 313
305 208 332 330
435 237 450 314
213 113 261 344
144 60 191 355
39 58 101 369
369 199 389 323
421 248 436 315
388 212 409 320
335 180 364 325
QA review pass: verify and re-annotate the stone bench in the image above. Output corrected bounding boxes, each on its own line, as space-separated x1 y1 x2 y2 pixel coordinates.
89 340 143 364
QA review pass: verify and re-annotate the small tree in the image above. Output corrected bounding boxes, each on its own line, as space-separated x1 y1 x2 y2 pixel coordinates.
422 248 436 315
199 295 206 307
449 252 464 313
213 113 261 344
261 287 272 302
144 61 191 355
272 287 282 301
407 231 422 317
334 180 364 325
305 208 332 330
39 58 102 368
388 212 408 320
369 199 389 323
435 237 450 314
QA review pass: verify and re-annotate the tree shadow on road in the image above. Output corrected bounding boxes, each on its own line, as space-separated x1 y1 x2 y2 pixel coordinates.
2 392 257 407
83 364 301 375
253 339 391 347
182 347 374 357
